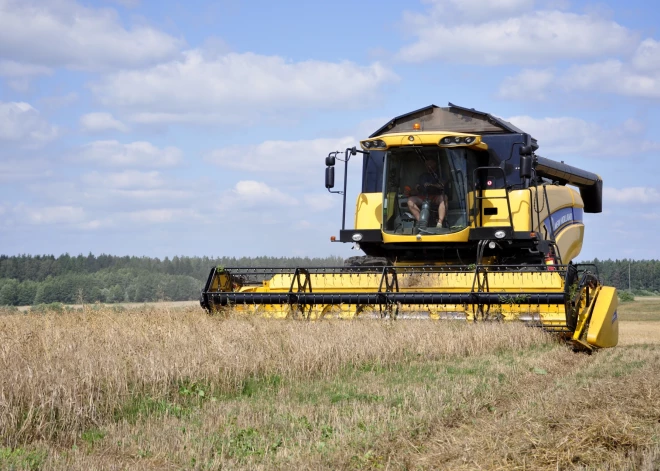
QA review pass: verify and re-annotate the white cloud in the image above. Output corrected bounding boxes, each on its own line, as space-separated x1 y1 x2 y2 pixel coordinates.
108 189 194 202
506 115 660 157
498 69 555 101
0 158 53 182
604 187 660 205
295 220 312 229
0 101 58 143
126 209 200 224
75 140 182 167
0 60 53 91
106 0 140 7
398 10 636 64
562 59 660 98
81 170 164 189
632 38 660 72
0 60 52 77
27 175 196 212
221 181 299 210
91 50 398 123
48 207 202 230
80 112 129 133
421 0 536 20
514 39 660 100
205 137 356 175
304 193 336 212
0 0 183 71
23 205 85 225
39 92 79 109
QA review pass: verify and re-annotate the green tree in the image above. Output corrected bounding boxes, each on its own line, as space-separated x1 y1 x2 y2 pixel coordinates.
0 280 19 305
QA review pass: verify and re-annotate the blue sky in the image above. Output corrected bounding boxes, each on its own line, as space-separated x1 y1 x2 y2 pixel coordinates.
1 0 659 261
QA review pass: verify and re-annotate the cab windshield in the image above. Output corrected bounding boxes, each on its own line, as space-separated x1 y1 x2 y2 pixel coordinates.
382 146 481 235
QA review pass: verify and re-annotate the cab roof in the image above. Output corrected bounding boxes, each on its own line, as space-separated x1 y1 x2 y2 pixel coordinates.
369 103 529 139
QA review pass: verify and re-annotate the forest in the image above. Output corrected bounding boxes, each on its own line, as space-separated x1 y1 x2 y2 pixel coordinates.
0 254 343 306
0 254 657 306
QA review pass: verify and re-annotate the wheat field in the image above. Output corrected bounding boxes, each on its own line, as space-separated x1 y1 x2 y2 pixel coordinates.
1 301 659 470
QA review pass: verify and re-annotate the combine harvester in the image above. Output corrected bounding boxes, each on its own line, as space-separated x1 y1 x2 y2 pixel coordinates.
201 104 618 350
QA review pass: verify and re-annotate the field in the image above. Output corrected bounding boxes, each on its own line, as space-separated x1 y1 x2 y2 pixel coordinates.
1 300 659 470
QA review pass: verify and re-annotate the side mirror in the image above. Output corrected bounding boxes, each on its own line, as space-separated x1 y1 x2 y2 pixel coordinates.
519 145 533 156
325 166 335 189
325 156 336 166
520 154 532 179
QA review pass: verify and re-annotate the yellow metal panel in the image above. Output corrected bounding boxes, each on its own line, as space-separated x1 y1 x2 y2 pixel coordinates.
360 132 488 151
555 224 584 263
569 186 584 208
354 193 382 230
544 185 580 210
587 286 619 348
382 227 471 243
530 185 582 238
479 188 509 227
261 270 564 292
225 270 568 323
479 189 531 230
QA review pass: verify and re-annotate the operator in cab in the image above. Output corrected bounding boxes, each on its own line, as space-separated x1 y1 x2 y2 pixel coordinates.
405 159 448 228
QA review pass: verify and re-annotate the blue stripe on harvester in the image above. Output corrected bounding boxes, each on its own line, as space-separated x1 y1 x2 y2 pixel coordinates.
543 207 584 237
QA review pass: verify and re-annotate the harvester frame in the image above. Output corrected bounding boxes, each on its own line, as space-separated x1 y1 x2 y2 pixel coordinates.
200 103 618 351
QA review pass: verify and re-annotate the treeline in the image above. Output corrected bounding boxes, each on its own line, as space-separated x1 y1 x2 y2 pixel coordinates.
0 254 344 306
583 259 660 294
1 254 657 306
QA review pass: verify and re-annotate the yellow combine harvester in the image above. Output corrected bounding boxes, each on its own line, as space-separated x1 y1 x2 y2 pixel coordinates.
200 103 618 350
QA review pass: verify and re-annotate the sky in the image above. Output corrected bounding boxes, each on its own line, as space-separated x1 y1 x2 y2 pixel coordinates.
1 0 659 261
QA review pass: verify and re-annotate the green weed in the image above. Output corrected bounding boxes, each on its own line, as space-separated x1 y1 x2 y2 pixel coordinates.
80 428 106 446
239 374 282 398
113 394 189 424
0 447 47 471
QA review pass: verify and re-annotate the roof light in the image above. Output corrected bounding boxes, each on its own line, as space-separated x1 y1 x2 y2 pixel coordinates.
413 123 421 130
494 230 506 239
351 233 363 242
330 236 336 241
408 135 415 142
465 136 475 144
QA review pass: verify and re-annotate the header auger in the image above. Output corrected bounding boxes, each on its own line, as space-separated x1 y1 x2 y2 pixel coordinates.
201 103 618 351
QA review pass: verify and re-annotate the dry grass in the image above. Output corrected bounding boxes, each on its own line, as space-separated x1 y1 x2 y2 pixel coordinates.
619 321 660 346
618 298 660 322
0 306 549 444
1 303 659 470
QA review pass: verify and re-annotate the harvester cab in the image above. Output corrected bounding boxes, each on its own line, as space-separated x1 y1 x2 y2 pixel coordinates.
326 103 602 267
201 103 618 351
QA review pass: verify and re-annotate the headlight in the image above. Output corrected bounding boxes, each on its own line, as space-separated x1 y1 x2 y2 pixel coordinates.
361 139 386 150
351 233 363 242
494 230 506 239
439 135 478 146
